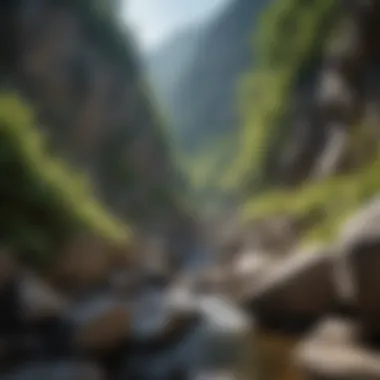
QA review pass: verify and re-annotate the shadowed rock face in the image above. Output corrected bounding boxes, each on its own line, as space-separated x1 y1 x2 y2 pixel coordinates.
345 238 380 340
245 247 337 332
1 0 197 270
339 198 380 339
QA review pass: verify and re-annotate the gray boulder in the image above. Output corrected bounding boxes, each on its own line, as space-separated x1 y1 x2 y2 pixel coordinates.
294 317 380 380
244 246 337 331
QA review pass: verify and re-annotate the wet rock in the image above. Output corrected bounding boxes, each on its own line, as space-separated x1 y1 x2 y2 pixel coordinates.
122 295 252 380
193 371 238 380
194 296 252 372
18 273 70 322
244 246 337 331
115 348 187 380
195 266 227 294
340 198 380 338
2 360 104 380
108 268 144 296
114 289 200 380
50 234 115 295
130 288 198 348
294 317 380 380
67 296 131 353
0 272 73 367
230 251 275 301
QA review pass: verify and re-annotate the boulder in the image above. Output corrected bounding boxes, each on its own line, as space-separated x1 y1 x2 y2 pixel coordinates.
230 251 276 301
194 266 228 295
193 371 238 380
17 273 70 322
115 349 187 380
244 246 337 331
130 288 198 349
108 268 144 296
188 296 253 375
2 361 104 380
67 296 131 353
339 198 380 338
0 272 72 365
50 234 116 294
294 317 380 380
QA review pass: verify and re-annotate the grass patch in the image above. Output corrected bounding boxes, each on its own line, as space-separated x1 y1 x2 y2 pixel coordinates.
0 91 130 262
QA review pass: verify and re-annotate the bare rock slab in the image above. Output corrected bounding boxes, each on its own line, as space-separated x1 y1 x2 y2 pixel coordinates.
244 246 337 331
294 317 380 380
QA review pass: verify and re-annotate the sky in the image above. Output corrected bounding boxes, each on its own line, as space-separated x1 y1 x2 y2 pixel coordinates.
123 0 232 52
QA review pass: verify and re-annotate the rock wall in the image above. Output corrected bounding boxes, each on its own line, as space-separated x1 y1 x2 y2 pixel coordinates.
0 0 199 268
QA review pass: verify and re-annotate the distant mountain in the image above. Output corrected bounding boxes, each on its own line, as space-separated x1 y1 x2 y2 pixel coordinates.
146 0 270 154
146 24 205 111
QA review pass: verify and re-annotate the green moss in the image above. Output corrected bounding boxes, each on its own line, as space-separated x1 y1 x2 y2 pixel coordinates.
243 148 380 245
0 92 130 261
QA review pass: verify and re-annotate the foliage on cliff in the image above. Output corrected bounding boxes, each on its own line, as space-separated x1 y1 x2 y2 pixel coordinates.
235 0 380 245
243 144 380 244
223 0 339 194
0 92 130 262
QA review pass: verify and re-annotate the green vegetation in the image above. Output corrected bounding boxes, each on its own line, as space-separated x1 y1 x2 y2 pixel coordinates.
0 92 130 263
243 144 380 245
223 0 339 192
225 0 380 246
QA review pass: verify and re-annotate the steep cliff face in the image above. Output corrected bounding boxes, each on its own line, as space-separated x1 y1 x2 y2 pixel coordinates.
239 0 380 249
0 0 196 265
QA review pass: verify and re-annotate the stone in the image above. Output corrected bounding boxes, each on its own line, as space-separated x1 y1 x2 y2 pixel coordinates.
17 273 70 322
230 251 275 301
193 370 238 380
185 296 253 376
0 272 73 365
130 288 198 348
67 296 131 353
108 268 143 296
339 198 380 337
294 317 380 380
195 266 228 295
2 360 104 380
50 234 115 294
116 349 187 380
244 246 337 331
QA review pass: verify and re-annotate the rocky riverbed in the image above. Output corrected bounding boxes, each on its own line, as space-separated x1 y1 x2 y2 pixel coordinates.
0 241 256 380
4 196 380 380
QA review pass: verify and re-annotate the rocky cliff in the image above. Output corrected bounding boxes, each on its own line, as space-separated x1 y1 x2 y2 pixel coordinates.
0 0 197 267
229 0 380 251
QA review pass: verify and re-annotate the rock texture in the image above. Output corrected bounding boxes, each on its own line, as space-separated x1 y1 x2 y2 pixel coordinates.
294 317 380 380
339 198 380 338
244 246 337 331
